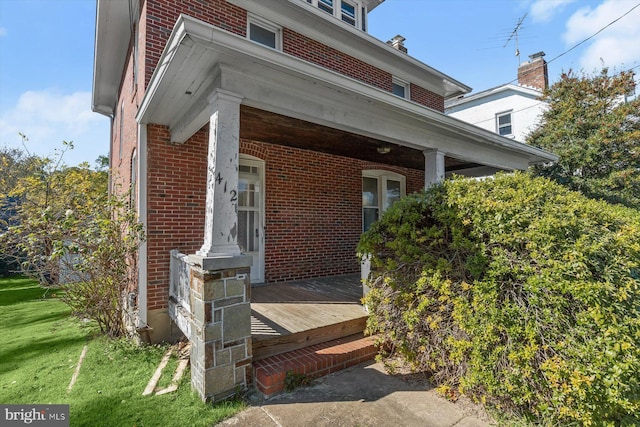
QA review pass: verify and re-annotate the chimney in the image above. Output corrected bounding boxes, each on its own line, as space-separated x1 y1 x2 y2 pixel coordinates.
387 35 407 54
517 51 548 91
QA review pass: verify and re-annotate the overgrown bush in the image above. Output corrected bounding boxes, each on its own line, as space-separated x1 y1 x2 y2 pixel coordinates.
55 192 145 338
359 172 640 425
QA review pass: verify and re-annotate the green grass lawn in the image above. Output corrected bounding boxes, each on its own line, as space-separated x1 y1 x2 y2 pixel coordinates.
0 276 244 426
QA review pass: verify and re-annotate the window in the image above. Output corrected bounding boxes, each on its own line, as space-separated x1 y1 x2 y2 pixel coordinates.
341 0 356 25
318 0 334 14
305 0 364 29
496 111 513 136
130 149 137 209
362 171 405 232
248 15 281 50
118 100 124 160
392 77 409 99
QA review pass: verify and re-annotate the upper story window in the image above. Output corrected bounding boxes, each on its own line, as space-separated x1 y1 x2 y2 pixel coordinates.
496 111 513 136
306 0 365 30
341 1 356 25
392 77 409 99
119 100 125 160
318 0 334 14
248 15 282 50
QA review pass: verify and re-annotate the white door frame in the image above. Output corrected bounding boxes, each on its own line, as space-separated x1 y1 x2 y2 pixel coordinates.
239 155 265 284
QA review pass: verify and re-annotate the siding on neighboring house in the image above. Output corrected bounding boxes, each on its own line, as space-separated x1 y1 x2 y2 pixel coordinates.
445 52 549 143
446 86 546 143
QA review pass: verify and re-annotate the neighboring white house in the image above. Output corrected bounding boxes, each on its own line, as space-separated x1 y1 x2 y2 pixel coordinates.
445 52 549 143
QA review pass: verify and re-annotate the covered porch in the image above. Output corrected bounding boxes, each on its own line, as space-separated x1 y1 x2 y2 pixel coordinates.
151 14 557 403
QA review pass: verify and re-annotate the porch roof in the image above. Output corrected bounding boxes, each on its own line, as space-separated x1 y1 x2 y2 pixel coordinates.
136 14 557 171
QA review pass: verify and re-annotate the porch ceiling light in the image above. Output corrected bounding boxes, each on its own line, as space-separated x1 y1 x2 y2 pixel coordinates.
376 145 391 154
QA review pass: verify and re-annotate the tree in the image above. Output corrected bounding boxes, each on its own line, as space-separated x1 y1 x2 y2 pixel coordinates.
0 136 108 283
0 143 45 276
0 136 144 337
528 68 640 209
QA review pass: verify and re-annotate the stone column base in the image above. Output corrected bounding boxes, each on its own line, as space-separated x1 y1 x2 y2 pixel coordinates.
188 254 252 402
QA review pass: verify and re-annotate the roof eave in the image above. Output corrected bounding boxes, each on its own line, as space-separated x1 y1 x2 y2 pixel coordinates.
137 15 557 168
445 84 543 109
92 0 137 116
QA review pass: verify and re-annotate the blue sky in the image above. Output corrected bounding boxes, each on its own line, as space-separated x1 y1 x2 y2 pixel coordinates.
1 0 639 166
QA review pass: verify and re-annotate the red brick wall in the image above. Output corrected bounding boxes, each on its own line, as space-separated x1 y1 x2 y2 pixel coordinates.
241 141 424 283
141 1 444 110
283 29 444 111
111 32 142 195
144 127 424 308
144 0 247 87
146 125 208 310
283 28 392 92
411 83 445 112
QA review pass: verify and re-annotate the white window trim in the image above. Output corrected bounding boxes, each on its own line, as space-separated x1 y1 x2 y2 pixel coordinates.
362 170 406 231
305 0 365 30
247 14 282 50
239 154 266 284
119 100 125 160
130 148 137 209
496 110 513 137
392 76 410 99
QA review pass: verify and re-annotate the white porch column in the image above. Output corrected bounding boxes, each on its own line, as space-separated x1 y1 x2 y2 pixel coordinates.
424 149 446 188
197 89 244 258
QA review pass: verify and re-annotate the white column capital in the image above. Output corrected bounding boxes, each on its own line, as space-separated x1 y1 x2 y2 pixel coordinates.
207 89 244 107
423 148 446 157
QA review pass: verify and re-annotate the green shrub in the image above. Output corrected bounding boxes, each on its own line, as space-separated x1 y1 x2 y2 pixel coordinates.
359 172 640 425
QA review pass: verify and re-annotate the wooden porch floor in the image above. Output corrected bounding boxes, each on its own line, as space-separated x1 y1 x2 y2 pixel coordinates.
251 274 368 360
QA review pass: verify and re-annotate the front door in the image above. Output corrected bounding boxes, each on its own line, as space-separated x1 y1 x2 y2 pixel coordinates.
238 158 265 283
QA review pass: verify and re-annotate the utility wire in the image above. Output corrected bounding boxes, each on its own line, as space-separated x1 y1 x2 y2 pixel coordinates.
500 2 640 87
453 4 640 128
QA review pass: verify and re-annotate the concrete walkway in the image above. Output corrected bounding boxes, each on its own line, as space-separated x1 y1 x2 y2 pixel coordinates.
217 361 492 427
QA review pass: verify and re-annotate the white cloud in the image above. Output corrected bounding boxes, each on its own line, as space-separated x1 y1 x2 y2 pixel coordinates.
563 0 640 71
530 0 577 23
0 89 110 165
0 27 7 37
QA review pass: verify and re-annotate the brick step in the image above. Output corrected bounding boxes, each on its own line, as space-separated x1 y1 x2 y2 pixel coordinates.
253 333 378 398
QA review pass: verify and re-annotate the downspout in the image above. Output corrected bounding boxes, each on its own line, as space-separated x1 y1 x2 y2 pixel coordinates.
137 123 148 329
107 114 114 195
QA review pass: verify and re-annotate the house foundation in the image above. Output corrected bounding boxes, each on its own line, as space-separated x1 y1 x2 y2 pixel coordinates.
187 255 252 402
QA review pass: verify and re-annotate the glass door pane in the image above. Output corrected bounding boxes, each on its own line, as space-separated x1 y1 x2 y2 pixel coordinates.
238 161 264 283
385 179 401 209
363 177 379 232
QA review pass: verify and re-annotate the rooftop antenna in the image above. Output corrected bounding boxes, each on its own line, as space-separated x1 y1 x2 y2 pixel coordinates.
504 13 527 65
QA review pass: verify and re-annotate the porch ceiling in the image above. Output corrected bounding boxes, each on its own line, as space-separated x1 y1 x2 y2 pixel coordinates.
240 106 477 171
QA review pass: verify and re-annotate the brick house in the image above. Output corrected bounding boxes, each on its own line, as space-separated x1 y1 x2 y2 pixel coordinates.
92 0 556 400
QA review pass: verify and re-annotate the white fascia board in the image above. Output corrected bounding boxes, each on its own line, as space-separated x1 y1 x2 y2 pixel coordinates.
362 0 385 12
137 15 557 167
228 0 470 98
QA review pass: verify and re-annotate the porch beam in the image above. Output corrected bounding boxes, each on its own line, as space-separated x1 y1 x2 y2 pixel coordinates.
197 89 245 258
424 149 445 188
